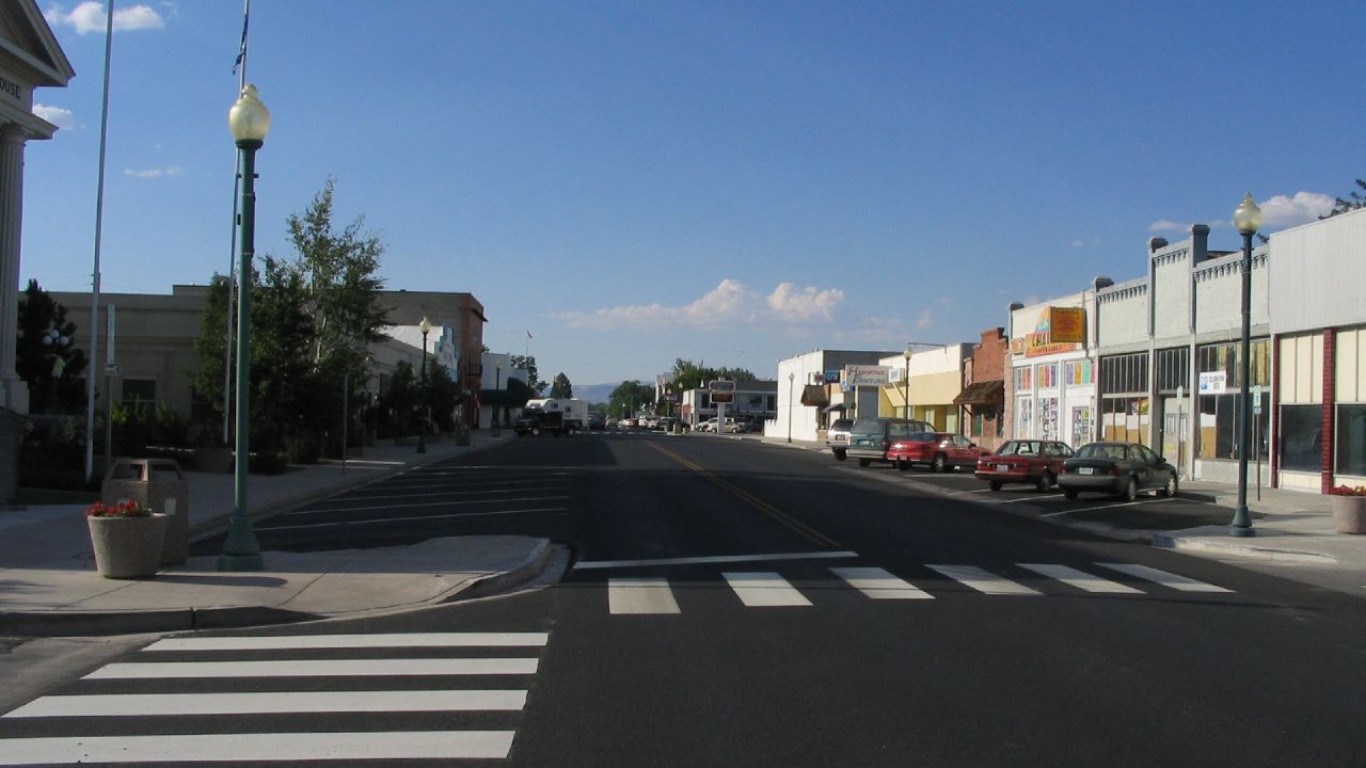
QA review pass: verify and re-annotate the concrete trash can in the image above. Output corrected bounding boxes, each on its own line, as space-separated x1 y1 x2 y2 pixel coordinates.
102 458 189 566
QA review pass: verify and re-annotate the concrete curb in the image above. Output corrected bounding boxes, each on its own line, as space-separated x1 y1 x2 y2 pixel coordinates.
1151 532 1338 565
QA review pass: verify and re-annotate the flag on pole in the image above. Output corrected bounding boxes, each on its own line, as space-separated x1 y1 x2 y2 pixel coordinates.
527 331 533 340
232 0 250 76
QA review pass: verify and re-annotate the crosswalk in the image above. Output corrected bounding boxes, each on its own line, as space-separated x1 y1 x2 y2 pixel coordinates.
0 632 548 765
603 562 1232 614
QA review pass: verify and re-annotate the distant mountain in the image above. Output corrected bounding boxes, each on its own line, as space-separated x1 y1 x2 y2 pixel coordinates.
573 383 618 405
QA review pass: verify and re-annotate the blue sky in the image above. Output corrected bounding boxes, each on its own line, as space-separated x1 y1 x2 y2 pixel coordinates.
23 1 1364 386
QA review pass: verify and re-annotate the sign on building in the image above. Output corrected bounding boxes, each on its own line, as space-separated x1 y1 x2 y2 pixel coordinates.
843 365 891 386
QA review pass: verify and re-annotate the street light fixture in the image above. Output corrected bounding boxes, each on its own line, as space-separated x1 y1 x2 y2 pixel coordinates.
903 345 913 419
219 84 270 571
417 316 431 454
1229 192 1262 538
787 372 795 443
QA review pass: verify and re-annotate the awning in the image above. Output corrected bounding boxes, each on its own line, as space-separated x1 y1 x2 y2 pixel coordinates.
480 378 536 407
822 403 848 414
799 384 829 407
953 380 1005 406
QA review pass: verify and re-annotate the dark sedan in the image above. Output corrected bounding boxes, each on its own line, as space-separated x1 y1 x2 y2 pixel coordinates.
975 439 1073 491
1057 441 1179 501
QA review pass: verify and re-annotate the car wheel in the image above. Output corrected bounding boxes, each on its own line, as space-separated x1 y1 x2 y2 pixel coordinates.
530 426 541 437
989 480 1003 492
1063 488 1078 500
931 453 948 473
1119 477 1138 502
1159 473 1179 497
895 459 909 471
858 458 871 467
1036 471 1054 492
833 449 847 461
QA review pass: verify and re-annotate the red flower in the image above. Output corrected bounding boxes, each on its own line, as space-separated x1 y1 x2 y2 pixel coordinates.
86 499 152 517
1328 485 1366 497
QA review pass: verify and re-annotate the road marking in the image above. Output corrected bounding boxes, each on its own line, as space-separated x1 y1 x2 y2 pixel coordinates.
645 441 842 548
1041 496 1176 517
85 657 539 679
0 731 515 764
6 689 527 718
281 496 570 517
260 507 568 531
574 550 859 571
926 565 1041 595
831 566 934 599
1016 563 1143 593
145 632 549 652
723 572 812 607
609 577 681 614
1096 562 1234 593
337 485 569 502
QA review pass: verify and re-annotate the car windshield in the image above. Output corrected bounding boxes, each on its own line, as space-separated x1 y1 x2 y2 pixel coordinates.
830 419 853 432
998 440 1040 456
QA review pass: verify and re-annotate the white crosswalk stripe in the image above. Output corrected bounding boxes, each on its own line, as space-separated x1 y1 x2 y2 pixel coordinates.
724 572 813 606
1095 562 1236 592
831 566 934 600
1016 563 1144 594
0 632 548 765
603 563 1230 613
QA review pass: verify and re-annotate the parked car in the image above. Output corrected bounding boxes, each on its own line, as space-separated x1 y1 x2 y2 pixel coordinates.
887 432 990 472
826 418 854 461
846 418 937 467
587 414 607 431
1057 441 1179 501
974 439 1074 491
696 417 734 433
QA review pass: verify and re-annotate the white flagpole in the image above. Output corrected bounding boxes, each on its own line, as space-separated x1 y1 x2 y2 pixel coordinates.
223 0 251 443
84 0 116 481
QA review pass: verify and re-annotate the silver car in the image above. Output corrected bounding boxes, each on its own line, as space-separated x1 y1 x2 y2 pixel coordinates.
826 419 854 460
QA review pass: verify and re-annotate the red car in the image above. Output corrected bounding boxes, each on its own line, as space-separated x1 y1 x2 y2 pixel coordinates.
888 432 989 472
974 439 1074 491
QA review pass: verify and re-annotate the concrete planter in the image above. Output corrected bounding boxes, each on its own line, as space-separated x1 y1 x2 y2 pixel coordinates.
88 513 168 578
1330 495 1366 535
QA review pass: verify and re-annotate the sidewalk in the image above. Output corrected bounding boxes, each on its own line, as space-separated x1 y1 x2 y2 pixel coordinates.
759 436 1366 581
0 432 553 637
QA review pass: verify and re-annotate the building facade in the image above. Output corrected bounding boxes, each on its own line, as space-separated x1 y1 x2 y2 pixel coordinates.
772 350 896 442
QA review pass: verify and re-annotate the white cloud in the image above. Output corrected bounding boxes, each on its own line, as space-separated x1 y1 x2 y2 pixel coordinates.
913 308 934 330
123 166 182 179
556 278 845 330
1149 219 1191 233
767 282 844 322
33 104 74 129
46 2 165 35
1255 191 1335 228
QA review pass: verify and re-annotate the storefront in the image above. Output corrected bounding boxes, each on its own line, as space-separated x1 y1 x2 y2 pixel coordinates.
1009 302 1095 447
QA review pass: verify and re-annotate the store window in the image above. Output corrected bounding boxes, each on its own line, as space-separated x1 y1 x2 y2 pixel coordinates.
1038 364 1059 389
1016 397 1032 438
1196 340 1270 460
1014 367 1033 392
1279 404 1322 472
1039 397 1059 440
1338 404 1366 477
1101 396 1148 443
1065 360 1093 386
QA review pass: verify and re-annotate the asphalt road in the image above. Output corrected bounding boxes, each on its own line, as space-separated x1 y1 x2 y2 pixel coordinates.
6 431 1365 767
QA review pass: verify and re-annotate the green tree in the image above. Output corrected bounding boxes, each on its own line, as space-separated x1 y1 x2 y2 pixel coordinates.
550 372 573 399
1322 179 1366 219
16 280 88 414
511 354 545 394
670 359 756 393
609 380 655 418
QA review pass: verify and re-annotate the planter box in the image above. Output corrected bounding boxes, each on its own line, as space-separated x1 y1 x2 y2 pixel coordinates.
88 513 168 578
1330 495 1366 535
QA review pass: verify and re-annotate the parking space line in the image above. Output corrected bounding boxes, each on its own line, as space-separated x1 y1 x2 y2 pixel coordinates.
1040 496 1176 518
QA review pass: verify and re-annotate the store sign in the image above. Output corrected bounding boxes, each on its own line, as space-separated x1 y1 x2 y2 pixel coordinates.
1199 371 1227 394
1047 307 1086 343
1011 307 1086 357
843 365 891 386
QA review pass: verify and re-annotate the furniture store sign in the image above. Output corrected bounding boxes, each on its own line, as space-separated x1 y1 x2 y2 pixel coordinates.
843 365 891 386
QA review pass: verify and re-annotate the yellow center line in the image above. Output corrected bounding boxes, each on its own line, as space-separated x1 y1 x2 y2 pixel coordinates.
645 441 842 549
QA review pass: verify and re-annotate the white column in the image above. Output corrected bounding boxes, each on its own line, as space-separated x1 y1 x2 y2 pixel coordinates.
0 125 28 413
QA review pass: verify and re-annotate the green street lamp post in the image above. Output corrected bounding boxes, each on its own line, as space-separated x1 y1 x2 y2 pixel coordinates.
1229 192 1262 538
417 316 431 454
903 346 912 419
220 84 270 571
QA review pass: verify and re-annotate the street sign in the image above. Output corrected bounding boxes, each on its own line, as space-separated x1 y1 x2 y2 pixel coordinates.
710 380 735 404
